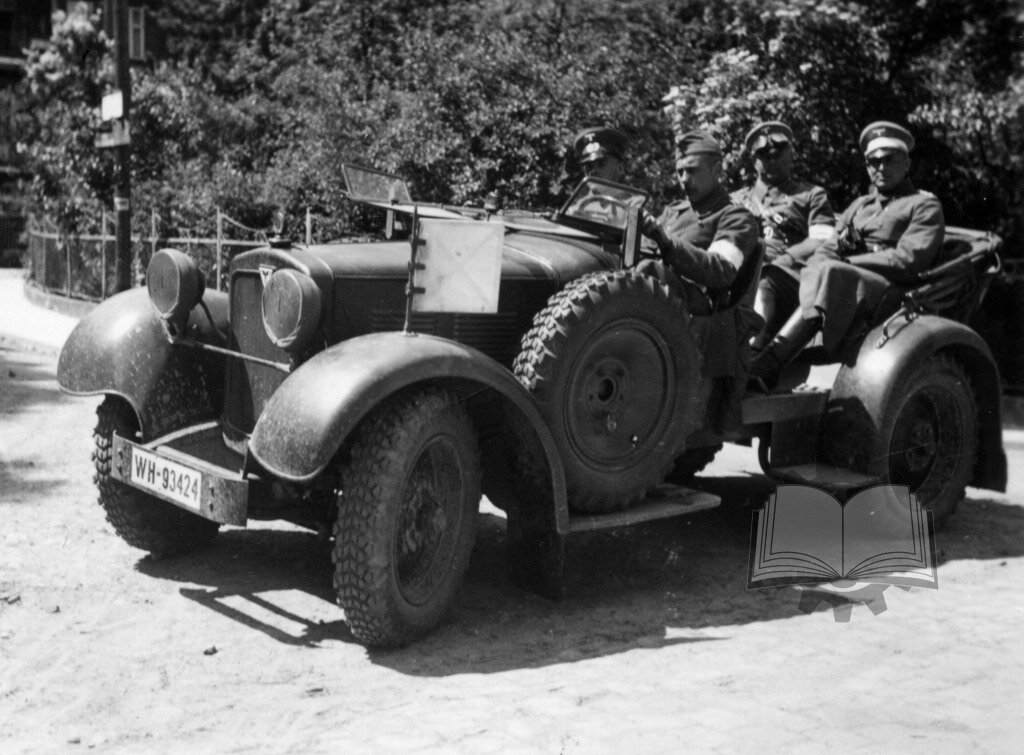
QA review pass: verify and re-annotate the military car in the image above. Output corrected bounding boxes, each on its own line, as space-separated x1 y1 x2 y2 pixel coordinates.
58 165 1006 647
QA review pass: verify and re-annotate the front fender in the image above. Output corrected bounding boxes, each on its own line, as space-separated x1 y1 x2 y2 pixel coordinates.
248 332 566 495
57 287 229 439
831 314 1006 492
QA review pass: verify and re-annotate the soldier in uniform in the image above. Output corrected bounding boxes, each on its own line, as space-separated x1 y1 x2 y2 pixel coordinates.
570 126 633 227
750 121 945 384
573 126 628 182
732 121 836 350
639 130 761 431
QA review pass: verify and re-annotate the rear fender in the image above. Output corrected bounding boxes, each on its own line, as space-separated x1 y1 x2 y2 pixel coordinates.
247 331 568 511
57 287 229 439
830 315 1006 492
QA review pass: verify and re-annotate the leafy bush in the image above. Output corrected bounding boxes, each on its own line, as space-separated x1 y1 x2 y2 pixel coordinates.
13 0 1024 254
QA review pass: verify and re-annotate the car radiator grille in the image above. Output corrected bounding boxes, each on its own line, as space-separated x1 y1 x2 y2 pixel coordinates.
370 310 522 366
224 272 289 435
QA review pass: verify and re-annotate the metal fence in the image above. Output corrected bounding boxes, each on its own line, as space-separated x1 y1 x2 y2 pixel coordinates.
26 208 316 301
0 214 25 252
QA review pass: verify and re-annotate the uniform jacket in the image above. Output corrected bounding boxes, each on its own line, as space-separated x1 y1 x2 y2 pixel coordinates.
801 178 945 351
645 184 760 296
816 178 944 284
642 185 760 380
732 178 835 273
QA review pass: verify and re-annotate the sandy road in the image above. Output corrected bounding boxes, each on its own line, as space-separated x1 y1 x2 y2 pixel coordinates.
1 340 1022 753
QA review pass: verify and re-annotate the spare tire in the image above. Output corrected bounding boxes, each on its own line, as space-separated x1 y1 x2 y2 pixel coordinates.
513 270 702 513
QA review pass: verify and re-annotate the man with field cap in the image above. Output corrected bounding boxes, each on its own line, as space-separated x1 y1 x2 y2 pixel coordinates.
640 130 760 310
732 121 836 351
639 130 761 431
749 120 944 386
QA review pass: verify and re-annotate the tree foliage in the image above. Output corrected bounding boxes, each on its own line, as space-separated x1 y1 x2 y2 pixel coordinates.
13 0 1024 249
19 9 113 230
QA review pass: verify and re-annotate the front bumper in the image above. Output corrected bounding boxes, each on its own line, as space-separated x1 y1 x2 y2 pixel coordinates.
110 421 253 525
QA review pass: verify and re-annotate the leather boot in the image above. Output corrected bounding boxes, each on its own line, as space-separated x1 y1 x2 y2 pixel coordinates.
748 309 823 387
750 282 777 352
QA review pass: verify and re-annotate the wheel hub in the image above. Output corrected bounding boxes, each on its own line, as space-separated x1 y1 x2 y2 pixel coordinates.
584 357 628 417
395 441 457 602
901 418 937 473
566 323 673 467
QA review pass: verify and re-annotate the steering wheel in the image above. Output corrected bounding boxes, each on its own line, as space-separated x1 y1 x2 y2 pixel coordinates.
576 195 630 215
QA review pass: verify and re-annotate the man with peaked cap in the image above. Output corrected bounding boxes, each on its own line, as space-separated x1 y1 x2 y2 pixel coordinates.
639 130 761 432
573 126 629 183
750 120 944 386
732 121 836 350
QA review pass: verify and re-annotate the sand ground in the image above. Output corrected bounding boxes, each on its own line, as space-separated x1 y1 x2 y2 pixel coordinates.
1 341 1022 754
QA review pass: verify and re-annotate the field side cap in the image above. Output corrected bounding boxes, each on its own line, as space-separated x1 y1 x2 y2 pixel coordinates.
573 126 627 164
860 121 914 156
675 130 723 158
745 121 794 153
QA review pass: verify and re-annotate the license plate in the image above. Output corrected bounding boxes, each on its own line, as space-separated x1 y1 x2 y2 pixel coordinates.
130 447 203 511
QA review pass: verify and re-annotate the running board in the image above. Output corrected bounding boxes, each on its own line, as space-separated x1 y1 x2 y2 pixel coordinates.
742 390 829 423
566 486 720 534
768 463 881 495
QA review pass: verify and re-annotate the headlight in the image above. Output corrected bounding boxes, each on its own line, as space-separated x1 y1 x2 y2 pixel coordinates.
147 248 205 325
262 269 322 352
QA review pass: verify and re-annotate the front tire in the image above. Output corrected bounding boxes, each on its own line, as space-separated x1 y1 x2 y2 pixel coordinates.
333 389 481 648
93 397 219 556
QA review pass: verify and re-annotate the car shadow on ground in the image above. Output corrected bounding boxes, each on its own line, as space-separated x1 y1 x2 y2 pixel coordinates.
134 476 1024 675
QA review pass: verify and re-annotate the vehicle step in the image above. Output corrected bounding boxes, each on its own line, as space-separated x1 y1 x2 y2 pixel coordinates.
567 486 720 534
767 463 881 493
742 390 829 424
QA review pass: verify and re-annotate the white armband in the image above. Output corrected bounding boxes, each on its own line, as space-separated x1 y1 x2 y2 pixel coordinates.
808 224 835 241
707 239 745 269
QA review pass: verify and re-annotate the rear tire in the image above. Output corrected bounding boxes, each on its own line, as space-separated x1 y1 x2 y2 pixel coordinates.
874 355 977 528
333 389 481 648
827 354 977 529
93 397 219 556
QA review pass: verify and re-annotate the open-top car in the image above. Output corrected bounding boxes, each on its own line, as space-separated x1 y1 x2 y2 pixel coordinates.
58 165 1007 647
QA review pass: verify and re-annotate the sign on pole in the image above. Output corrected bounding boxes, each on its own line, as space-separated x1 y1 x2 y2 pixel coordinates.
101 91 123 121
95 119 131 149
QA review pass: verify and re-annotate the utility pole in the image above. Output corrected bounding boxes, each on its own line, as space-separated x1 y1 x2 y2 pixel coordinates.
113 0 132 292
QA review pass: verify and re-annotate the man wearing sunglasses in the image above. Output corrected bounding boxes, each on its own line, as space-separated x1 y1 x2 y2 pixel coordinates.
732 121 836 351
750 121 944 386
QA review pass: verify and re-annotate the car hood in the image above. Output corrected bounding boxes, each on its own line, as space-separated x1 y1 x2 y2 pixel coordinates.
292 221 618 284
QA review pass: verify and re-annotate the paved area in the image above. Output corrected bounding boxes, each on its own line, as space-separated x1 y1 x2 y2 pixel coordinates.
0 269 81 354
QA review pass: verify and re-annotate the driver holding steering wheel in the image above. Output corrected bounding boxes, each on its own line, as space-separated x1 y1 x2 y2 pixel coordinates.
638 130 761 433
639 131 760 316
